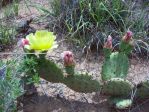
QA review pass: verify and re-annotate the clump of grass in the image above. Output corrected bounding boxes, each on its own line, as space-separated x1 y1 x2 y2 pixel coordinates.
0 0 19 17
125 3 149 58
50 0 129 41
49 0 126 54
0 20 16 51
0 0 19 51
29 0 149 57
0 59 24 112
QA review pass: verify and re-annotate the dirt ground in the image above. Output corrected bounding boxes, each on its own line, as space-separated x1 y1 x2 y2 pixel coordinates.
1 0 149 112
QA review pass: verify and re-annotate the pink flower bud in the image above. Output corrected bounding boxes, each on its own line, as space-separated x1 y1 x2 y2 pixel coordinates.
18 38 29 47
122 31 133 42
61 51 75 66
104 35 113 49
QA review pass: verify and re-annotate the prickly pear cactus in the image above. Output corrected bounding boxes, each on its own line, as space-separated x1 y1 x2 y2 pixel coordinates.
101 52 129 81
101 32 134 109
136 80 149 99
101 31 133 81
102 78 133 96
36 57 100 93
20 30 101 93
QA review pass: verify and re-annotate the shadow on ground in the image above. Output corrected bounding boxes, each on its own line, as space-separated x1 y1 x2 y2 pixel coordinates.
19 90 149 112
22 93 113 112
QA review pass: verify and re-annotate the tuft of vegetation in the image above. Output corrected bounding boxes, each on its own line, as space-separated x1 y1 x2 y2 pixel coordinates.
0 0 19 17
50 0 128 38
45 0 148 57
0 0 19 51
0 0 19 52
0 59 24 112
0 21 16 51
20 56 40 84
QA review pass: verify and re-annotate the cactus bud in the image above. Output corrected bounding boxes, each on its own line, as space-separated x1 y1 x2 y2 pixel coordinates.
119 31 133 54
104 35 113 49
61 51 75 67
18 38 29 47
122 31 133 42
61 51 75 75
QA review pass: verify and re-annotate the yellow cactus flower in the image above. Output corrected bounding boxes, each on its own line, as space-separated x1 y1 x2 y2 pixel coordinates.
25 30 58 52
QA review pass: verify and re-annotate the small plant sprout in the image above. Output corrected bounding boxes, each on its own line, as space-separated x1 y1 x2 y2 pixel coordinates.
23 30 58 52
61 51 75 67
104 35 113 49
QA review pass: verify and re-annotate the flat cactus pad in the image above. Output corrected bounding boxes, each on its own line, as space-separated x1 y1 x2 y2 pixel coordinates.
136 80 149 99
102 78 134 96
101 52 129 81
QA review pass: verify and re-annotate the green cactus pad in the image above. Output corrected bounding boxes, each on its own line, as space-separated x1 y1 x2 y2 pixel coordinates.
36 58 100 93
116 99 132 109
119 41 133 55
37 58 64 83
103 48 112 58
102 78 133 96
101 52 129 81
109 97 132 109
63 73 101 93
136 80 149 99
65 65 75 75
